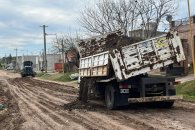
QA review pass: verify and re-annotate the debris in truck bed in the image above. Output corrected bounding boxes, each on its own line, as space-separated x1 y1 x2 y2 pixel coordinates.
78 31 142 57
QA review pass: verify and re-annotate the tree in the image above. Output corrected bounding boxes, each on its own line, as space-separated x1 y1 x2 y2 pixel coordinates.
136 0 177 37
79 0 177 37
7 54 12 64
52 34 80 71
79 0 139 35
52 34 78 53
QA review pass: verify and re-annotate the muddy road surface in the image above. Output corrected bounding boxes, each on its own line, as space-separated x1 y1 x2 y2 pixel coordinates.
0 71 195 130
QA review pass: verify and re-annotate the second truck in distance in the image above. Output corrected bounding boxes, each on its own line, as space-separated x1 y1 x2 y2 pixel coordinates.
21 61 36 77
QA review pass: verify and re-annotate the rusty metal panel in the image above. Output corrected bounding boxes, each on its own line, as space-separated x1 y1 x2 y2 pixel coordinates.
91 66 108 76
170 32 185 62
110 31 185 81
79 68 91 77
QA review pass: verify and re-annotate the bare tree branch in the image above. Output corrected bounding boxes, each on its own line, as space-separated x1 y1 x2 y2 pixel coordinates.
79 0 177 38
79 0 139 35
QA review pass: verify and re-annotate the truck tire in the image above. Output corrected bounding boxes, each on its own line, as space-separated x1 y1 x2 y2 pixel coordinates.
78 77 88 102
105 85 116 110
78 78 85 100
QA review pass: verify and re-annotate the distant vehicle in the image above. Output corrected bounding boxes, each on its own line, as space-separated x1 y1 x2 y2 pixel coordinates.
21 61 36 77
78 31 185 109
6 63 14 70
6 66 14 70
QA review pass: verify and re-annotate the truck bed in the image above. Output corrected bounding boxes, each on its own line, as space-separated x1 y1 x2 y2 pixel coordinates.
79 31 185 81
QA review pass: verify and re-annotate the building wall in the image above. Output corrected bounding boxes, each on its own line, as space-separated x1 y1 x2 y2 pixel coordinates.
46 54 61 71
129 22 165 39
64 49 78 72
65 49 77 63
17 54 61 72
17 55 37 70
17 56 23 70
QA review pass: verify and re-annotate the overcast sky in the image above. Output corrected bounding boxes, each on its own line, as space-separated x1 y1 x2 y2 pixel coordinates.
0 0 194 57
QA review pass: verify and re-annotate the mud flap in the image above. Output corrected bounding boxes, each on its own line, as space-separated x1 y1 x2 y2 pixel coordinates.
168 89 176 96
105 85 129 109
114 93 129 107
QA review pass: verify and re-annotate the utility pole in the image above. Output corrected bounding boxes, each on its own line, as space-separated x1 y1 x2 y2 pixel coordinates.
5 53 7 69
61 39 65 73
14 48 18 71
187 0 195 79
40 25 48 73
101 24 105 34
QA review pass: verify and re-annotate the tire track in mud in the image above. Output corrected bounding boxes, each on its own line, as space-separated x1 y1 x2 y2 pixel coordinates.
23 78 78 101
8 78 136 130
8 78 86 130
8 79 113 129
25 78 153 129
5 80 55 130
9 78 76 102
17 81 71 104
7 78 151 130
116 108 195 130
7 77 195 130
90 110 154 130
28 78 77 94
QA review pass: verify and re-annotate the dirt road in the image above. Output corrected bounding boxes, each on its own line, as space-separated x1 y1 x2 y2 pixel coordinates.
0 70 195 130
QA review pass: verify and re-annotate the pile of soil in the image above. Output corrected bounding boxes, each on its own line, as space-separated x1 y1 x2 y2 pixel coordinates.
78 31 142 57
63 99 96 111
0 81 24 130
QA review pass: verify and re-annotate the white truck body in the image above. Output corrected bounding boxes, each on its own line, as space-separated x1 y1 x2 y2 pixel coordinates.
79 31 185 81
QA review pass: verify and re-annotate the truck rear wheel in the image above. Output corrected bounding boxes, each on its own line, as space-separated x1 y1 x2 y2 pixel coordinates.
78 78 88 102
105 85 116 110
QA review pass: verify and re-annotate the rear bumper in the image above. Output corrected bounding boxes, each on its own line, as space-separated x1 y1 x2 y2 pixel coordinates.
128 95 183 103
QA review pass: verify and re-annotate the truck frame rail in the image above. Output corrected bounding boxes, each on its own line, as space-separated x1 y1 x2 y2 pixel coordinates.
128 95 183 103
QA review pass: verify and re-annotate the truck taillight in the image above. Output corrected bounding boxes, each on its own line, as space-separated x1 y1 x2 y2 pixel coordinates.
119 84 131 89
169 81 181 86
173 81 181 85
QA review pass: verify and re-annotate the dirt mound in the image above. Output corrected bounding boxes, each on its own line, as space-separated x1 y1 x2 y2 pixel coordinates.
63 100 96 111
78 31 142 57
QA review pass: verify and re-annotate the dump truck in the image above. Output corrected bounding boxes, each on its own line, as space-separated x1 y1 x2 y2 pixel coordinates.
77 31 185 109
21 61 36 77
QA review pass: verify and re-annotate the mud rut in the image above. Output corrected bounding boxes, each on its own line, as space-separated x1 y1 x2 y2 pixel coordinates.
3 77 195 130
